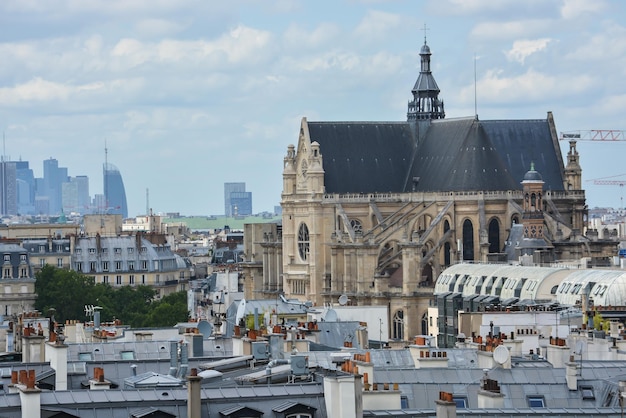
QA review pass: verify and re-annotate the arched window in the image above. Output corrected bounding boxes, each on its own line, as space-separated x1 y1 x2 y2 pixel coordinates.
462 219 474 261
350 219 363 234
298 223 310 261
488 219 500 253
444 242 451 266
393 310 404 340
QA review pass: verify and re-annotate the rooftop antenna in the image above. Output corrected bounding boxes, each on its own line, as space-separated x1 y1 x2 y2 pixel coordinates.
474 53 478 119
421 23 429 45
146 188 149 216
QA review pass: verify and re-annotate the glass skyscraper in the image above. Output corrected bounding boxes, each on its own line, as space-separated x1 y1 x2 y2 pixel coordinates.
103 163 128 218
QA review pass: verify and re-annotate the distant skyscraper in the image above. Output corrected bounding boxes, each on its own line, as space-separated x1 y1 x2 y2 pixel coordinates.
103 163 128 218
230 191 252 216
62 176 89 215
0 161 17 216
42 158 68 215
224 182 247 217
15 161 35 215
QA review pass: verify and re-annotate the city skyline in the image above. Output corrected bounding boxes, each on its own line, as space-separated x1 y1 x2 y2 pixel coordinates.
1 1 626 216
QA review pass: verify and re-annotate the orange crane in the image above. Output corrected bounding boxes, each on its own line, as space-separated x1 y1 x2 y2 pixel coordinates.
560 130 626 141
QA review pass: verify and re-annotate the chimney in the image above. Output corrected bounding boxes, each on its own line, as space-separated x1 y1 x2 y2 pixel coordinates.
323 373 363 418
187 368 202 418
435 391 456 418
89 367 111 390
18 369 41 418
566 355 580 391
477 370 504 408
44 334 68 390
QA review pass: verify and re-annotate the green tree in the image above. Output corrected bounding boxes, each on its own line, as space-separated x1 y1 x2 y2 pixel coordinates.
35 265 97 323
35 266 189 327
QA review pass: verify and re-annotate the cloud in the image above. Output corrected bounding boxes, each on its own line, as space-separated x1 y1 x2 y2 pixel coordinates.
457 68 594 105
560 0 608 19
353 10 403 43
471 19 552 41
505 38 552 64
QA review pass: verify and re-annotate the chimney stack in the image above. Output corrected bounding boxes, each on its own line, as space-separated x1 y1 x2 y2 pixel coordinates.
435 391 456 418
187 368 202 418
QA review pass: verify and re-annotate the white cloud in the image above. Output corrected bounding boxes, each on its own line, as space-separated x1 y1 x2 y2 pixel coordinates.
457 68 594 105
283 23 342 50
505 38 552 64
353 10 403 43
471 19 552 40
560 0 608 19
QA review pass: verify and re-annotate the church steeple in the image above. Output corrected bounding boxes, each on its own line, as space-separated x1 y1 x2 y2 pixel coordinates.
407 28 445 121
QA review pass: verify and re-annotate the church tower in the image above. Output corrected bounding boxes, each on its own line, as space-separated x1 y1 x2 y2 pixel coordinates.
521 163 545 240
407 34 445 121
564 140 582 190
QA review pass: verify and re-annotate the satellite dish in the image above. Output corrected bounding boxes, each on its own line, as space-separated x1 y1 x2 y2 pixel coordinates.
235 299 246 325
338 295 348 306
575 340 585 355
493 345 510 365
324 308 338 322
197 321 213 338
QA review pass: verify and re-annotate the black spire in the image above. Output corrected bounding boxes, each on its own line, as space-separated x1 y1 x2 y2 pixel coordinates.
407 28 445 121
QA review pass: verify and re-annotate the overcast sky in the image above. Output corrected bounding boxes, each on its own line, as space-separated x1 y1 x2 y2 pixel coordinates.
1 0 626 217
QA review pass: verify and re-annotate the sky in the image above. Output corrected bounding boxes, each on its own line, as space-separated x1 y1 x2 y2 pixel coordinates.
1 0 626 217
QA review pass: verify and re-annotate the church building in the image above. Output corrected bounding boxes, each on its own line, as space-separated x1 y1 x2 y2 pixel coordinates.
251 38 616 342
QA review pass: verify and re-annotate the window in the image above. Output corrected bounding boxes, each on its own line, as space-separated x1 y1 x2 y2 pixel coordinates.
90 262 96 272
101 248 108 254
19 268 27 278
78 352 92 361
128 261 134 271
3 254 9 262
156 274 160 283
141 275 146 284
102 261 109 272
286 414 312 418
298 223 310 261
20 254 26 262
140 247 147 254
453 396 468 409
115 261 122 270
76 262 83 272
393 310 404 340
528 396 545 408
116 275 122 285
114 248 121 254
88 248 95 254
4 285 10 294
3 267 11 278
75 248 82 255
56 245 63 252
350 219 363 234
127 247 134 254
400 396 409 409
120 351 135 360
103 275 109 284
129 275 135 285
580 386 595 400
141 261 148 270
40 259 45 268
39 245 45 253
57 258 63 268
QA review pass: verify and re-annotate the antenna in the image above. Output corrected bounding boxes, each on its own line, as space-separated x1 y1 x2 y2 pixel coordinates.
474 53 478 118
146 188 149 216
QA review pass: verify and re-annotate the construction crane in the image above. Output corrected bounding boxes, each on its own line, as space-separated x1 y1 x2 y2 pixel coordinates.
587 174 626 209
559 130 626 141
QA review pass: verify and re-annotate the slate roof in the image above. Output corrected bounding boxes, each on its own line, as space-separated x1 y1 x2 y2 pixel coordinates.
307 122 417 194
306 116 565 194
